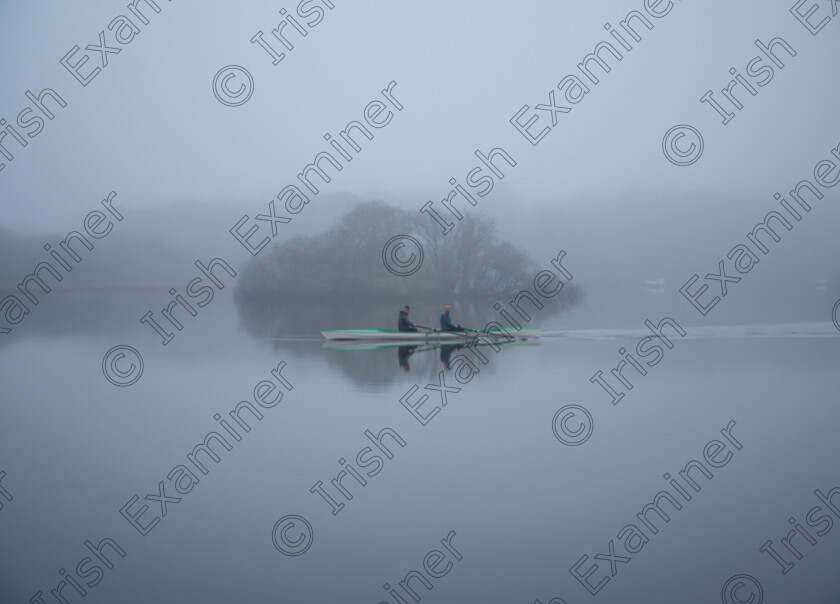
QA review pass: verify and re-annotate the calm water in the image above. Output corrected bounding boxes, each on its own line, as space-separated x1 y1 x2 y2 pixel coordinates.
1 290 839 604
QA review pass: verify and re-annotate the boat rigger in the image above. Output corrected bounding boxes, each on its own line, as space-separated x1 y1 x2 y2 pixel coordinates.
320 327 540 341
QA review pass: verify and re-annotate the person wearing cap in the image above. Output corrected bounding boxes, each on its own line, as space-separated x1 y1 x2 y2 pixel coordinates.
398 305 419 332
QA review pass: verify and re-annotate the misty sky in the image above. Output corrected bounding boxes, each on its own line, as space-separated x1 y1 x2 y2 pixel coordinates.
1 0 839 233
2 3 840 604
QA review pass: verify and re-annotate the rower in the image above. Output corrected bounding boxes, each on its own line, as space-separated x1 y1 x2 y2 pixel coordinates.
398 305 419 332
440 304 465 332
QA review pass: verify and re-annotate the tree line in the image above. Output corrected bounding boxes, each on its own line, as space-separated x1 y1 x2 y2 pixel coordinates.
235 201 566 300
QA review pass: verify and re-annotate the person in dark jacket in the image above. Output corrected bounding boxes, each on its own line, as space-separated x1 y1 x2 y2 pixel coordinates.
398 305 419 332
440 304 465 332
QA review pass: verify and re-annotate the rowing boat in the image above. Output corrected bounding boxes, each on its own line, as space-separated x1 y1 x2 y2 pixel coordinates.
322 339 540 350
320 327 540 341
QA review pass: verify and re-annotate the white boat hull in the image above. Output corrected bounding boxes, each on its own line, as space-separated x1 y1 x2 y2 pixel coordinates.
321 328 539 341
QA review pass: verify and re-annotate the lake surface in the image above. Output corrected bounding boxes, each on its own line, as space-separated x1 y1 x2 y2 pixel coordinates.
1 290 839 604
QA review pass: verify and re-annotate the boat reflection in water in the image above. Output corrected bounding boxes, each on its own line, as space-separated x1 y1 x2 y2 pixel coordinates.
237 298 552 390
321 338 539 376
399 343 464 372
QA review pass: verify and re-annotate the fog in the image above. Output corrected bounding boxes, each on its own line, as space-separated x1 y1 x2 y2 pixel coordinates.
1 1 839 603
3 187 837 333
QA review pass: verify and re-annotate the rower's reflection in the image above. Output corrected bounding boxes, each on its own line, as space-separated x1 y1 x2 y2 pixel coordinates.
397 345 418 371
397 343 467 372
439 344 464 372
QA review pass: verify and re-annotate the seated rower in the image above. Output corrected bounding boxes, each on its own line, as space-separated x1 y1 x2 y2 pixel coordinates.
440 304 465 332
398 305 419 332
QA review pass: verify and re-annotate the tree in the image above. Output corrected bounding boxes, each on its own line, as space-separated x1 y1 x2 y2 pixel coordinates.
237 201 546 299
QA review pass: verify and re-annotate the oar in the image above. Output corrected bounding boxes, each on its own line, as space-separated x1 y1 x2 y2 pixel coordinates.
415 325 469 340
415 324 470 332
456 327 523 342
415 325 479 340
416 325 517 342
